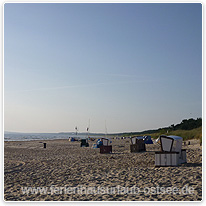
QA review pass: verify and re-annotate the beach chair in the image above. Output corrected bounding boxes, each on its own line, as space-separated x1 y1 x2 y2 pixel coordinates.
130 137 146 153
80 139 89 147
155 135 187 167
143 136 153 144
100 138 112 154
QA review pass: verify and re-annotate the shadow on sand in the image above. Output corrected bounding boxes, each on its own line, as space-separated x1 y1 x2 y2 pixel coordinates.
181 162 202 167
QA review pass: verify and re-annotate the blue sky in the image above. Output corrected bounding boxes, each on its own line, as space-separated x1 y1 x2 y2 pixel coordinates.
4 3 202 133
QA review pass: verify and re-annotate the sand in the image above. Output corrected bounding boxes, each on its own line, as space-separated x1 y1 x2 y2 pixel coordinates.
4 138 202 201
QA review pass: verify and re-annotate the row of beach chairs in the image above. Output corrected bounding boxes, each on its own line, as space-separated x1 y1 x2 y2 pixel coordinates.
80 135 187 166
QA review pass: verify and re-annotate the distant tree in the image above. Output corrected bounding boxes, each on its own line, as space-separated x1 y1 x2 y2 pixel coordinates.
170 124 175 130
175 118 202 130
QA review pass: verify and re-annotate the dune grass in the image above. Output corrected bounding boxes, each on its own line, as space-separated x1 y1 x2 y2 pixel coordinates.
137 126 202 142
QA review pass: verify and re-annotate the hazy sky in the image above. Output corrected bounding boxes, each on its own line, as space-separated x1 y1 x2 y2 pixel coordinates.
4 3 202 133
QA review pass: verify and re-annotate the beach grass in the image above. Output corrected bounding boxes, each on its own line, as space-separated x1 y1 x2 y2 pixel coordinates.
134 126 202 142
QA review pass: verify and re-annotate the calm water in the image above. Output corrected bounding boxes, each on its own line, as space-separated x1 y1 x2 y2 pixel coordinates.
4 133 103 141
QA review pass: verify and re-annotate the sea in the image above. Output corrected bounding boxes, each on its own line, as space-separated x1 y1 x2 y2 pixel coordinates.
4 132 104 141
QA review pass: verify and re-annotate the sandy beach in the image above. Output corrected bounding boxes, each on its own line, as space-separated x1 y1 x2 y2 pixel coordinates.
4 138 202 201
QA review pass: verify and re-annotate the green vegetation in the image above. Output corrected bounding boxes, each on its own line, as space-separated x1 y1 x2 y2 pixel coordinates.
139 126 202 141
168 118 202 131
113 118 202 142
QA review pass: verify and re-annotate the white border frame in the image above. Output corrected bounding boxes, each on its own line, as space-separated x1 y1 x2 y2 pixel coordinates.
1 1 204 205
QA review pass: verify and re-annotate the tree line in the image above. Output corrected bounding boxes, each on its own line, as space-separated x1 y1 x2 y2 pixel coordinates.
168 118 202 131
115 118 202 137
